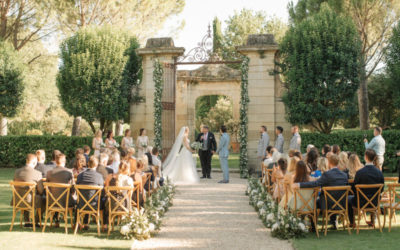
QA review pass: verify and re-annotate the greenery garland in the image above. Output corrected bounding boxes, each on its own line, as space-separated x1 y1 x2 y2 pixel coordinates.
239 56 250 178
153 60 164 150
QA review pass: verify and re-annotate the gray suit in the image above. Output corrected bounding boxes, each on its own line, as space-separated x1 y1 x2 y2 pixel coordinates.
289 132 301 152
46 166 75 207
275 133 284 153
217 133 230 181
257 132 270 158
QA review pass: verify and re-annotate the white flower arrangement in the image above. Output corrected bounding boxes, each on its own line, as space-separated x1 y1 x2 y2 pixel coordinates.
191 142 203 150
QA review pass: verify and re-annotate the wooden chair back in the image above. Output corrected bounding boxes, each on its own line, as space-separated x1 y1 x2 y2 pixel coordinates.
9 181 38 232
266 169 274 194
261 163 267 184
281 180 292 209
386 183 400 232
274 176 285 203
105 186 133 236
381 177 398 206
131 181 141 210
143 173 152 195
293 187 320 237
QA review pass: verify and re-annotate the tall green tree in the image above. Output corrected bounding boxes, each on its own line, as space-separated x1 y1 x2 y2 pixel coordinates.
57 26 135 133
386 20 400 116
278 4 362 134
0 40 24 135
288 0 400 130
212 17 223 55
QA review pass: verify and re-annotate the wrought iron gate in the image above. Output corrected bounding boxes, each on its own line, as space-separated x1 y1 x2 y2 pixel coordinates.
161 62 176 158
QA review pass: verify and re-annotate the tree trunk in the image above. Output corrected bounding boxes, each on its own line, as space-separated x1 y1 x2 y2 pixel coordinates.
88 121 96 134
0 115 7 136
115 120 123 136
72 116 81 136
358 65 370 130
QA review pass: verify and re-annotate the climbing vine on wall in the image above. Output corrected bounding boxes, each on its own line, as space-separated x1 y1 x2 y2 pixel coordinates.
153 59 164 150
239 56 249 178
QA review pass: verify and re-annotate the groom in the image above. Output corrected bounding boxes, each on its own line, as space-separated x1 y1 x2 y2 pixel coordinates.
196 125 217 179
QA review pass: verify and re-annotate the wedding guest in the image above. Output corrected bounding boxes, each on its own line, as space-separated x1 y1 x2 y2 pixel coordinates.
274 126 284 153
263 146 274 167
83 145 91 167
364 126 386 171
332 144 341 155
317 157 329 174
136 128 149 158
72 153 86 178
131 158 146 202
13 154 44 227
145 146 154 167
76 156 104 230
289 125 301 152
125 148 137 174
303 144 314 159
348 149 384 227
46 150 61 168
268 149 281 169
68 148 84 169
257 125 270 166
121 129 134 151
322 144 332 158
306 148 320 177
96 153 113 181
347 154 364 179
293 151 303 160
35 149 53 178
217 125 230 184
46 153 75 227
109 150 121 174
293 154 348 230
272 158 287 200
279 156 301 207
92 130 103 157
105 130 117 150
338 151 349 174
151 147 163 186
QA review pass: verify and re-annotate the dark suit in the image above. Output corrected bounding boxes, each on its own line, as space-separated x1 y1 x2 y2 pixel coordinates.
196 132 217 178
84 153 90 167
76 169 104 209
348 164 384 223
35 162 54 178
13 166 44 221
96 165 113 181
300 167 348 210
46 166 75 207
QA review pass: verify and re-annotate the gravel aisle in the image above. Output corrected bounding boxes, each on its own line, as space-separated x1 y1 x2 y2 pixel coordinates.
132 173 293 250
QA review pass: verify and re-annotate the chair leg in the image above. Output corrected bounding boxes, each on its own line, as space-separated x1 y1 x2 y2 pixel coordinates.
108 215 113 236
74 210 80 235
32 209 36 232
376 211 382 233
324 212 328 236
96 216 101 236
389 208 393 232
20 211 23 228
49 213 54 228
345 213 351 235
64 212 68 234
38 208 42 227
9 210 16 232
69 209 74 231
383 208 387 229
42 210 49 233
357 210 361 234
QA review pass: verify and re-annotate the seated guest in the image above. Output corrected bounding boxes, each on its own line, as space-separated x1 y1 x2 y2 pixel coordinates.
322 144 331 158
68 148 84 169
83 145 91 167
263 146 274 167
47 150 61 168
279 157 300 207
347 154 364 179
125 148 137 174
293 154 348 229
145 146 154 167
96 153 113 181
76 156 104 230
268 149 281 169
72 153 87 178
151 147 163 187
109 150 121 174
338 151 349 175
131 159 146 198
348 149 384 227
272 158 288 200
13 154 44 227
46 153 75 227
303 144 315 159
293 151 303 160
317 157 329 174
286 160 313 209
332 144 341 155
306 148 320 178
35 149 54 178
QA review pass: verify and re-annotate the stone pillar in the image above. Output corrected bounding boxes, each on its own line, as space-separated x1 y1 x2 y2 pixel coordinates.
132 38 184 141
237 34 292 171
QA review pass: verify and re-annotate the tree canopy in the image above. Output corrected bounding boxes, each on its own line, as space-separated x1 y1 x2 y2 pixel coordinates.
278 4 362 134
386 20 400 112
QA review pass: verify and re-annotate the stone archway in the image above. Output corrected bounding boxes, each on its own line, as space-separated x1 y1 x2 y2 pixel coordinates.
175 63 241 139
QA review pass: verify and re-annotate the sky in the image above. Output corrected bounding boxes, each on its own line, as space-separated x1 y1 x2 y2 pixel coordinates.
155 0 294 68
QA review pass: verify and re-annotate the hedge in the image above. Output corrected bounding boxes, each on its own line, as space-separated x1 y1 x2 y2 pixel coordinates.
0 135 123 168
300 130 400 172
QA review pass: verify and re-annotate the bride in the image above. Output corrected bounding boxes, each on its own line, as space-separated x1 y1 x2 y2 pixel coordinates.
162 126 200 184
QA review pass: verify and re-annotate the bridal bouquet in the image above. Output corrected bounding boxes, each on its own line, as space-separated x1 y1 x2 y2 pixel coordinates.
191 142 202 150
141 143 148 148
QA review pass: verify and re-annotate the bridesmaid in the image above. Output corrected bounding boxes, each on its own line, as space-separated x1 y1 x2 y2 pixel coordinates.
136 128 149 158
105 130 117 149
92 130 103 157
121 129 134 151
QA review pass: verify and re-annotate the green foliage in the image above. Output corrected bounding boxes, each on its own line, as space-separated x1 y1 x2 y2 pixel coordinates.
0 40 24 118
239 57 249 178
368 73 400 129
386 21 400 115
212 17 224 55
300 130 400 171
153 60 163 150
198 96 232 131
57 26 132 132
278 4 362 134
288 0 346 24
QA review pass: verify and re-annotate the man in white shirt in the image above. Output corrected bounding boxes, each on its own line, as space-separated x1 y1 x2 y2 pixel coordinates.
274 126 284 153
364 127 386 171
151 147 162 187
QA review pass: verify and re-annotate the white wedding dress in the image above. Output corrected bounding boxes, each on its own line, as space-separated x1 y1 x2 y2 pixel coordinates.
162 127 200 184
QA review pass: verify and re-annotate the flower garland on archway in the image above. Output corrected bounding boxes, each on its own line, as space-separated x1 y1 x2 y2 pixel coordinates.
239 56 249 178
153 59 164 150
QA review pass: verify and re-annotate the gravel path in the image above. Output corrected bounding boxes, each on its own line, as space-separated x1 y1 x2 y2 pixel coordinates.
132 173 293 250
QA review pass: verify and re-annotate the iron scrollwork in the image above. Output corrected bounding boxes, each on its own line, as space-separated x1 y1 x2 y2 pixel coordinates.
177 24 213 63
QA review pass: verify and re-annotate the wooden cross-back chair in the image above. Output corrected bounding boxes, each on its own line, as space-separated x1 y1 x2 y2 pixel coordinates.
74 185 103 236
322 186 352 236
353 184 384 234
265 169 274 195
383 183 400 232
9 181 41 232
42 183 73 234
381 177 399 225
131 181 141 210
142 173 152 197
105 186 133 236
274 177 285 204
292 187 320 237
281 181 292 209
261 163 267 184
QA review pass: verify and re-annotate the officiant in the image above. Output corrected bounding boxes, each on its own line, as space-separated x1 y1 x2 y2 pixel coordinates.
196 125 217 179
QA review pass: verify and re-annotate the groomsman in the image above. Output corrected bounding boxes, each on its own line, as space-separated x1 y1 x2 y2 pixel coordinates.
196 125 217 179
217 125 230 183
275 126 284 153
289 126 301 152
255 125 270 175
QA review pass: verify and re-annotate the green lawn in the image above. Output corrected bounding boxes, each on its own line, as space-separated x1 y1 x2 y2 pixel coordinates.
195 153 240 170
